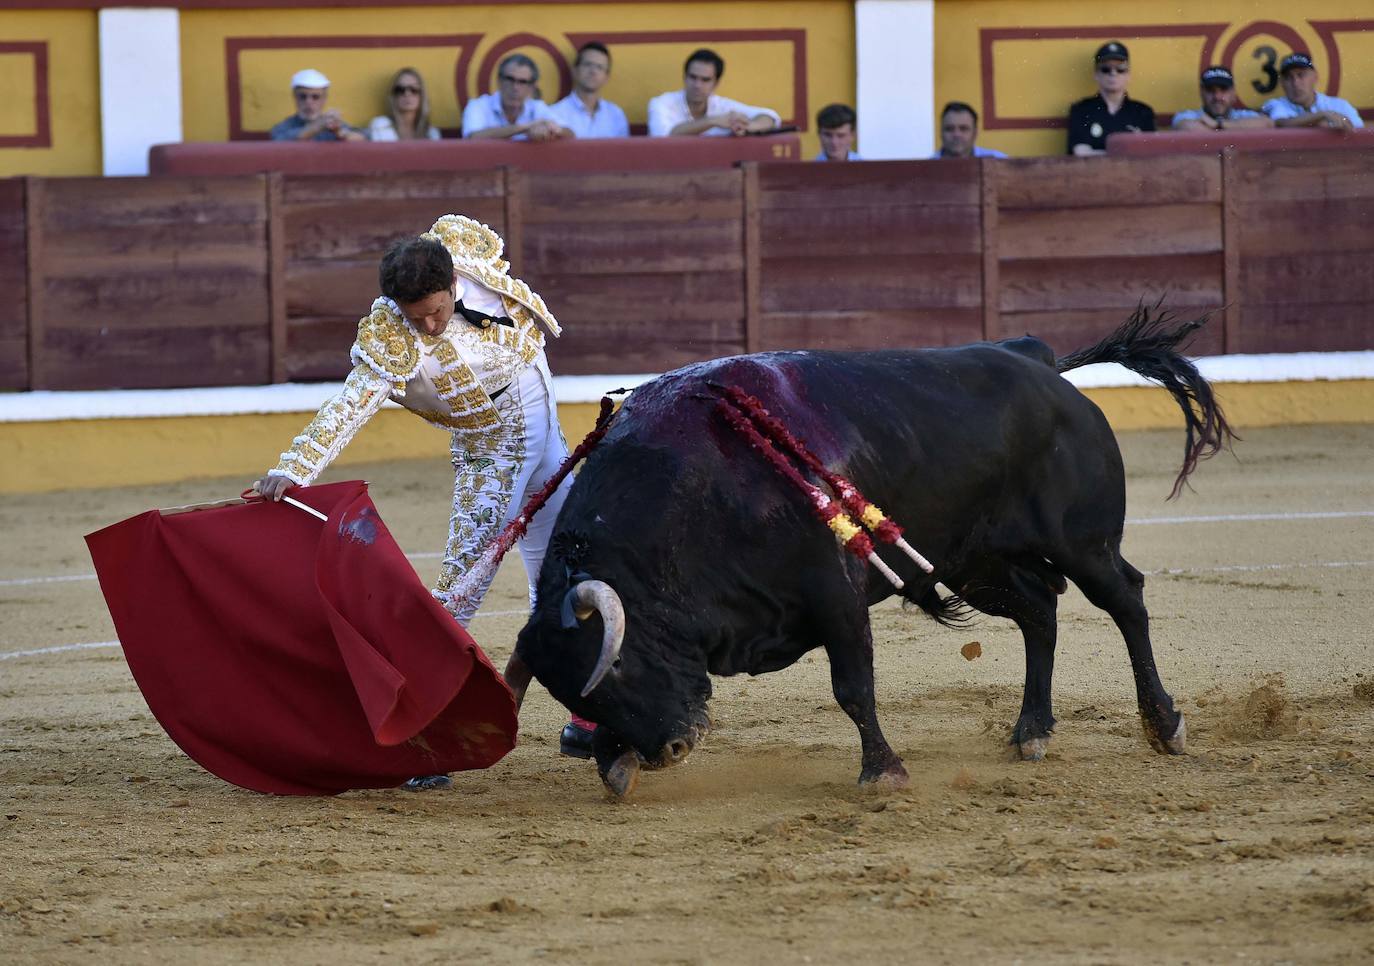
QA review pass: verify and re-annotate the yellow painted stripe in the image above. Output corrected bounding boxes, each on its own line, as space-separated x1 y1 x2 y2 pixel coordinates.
1091 380 1374 431
1 386 1369 495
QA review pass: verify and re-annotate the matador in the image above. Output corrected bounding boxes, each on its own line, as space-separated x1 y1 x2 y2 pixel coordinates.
252 214 596 761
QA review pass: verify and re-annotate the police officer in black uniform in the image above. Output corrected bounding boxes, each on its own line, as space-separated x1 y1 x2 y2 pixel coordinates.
1067 41 1155 155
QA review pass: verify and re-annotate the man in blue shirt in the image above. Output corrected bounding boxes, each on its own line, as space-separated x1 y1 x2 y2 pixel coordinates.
1172 66 1271 132
814 103 861 161
269 68 365 142
548 42 629 139
1262 53 1363 130
462 54 572 141
932 101 1007 159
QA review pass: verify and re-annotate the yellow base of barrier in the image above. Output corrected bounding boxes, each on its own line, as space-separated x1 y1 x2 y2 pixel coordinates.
2 384 1370 495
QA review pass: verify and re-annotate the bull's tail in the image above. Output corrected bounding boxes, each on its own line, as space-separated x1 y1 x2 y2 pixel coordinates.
1056 303 1237 498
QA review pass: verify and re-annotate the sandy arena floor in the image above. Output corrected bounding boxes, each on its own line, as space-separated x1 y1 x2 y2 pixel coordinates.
2 423 1372 964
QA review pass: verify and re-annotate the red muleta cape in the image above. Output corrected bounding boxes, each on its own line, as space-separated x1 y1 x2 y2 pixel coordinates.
85 480 518 795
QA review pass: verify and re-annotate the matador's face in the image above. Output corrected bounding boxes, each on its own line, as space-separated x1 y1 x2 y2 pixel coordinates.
397 283 457 336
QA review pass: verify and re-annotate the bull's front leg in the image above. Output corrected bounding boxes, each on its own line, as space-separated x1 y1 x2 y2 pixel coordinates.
824 622 908 788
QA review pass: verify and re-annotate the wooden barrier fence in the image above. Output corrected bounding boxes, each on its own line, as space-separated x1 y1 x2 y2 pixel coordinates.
6 150 1373 391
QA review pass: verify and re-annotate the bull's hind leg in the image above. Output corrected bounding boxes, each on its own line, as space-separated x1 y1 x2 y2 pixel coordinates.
821 615 908 787
1068 551 1186 755
960 563 1061 760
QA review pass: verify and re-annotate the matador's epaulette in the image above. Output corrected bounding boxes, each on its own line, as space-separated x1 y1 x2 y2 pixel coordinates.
423 214 561 338
351 298 422 384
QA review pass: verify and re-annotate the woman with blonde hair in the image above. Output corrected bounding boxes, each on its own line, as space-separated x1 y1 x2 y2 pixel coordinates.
367 67 442 140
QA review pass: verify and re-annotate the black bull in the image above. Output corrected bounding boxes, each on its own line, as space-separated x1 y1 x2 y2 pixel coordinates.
509 311 1234 798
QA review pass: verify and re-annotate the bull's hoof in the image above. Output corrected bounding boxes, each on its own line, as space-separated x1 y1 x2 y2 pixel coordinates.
600 750 641 800
859 761 909 789
1162 715 1187 755
1144 712 1187 756
1017 736 1051 762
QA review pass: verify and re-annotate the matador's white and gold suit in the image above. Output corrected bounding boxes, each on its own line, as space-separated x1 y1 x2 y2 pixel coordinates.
265 215 572 624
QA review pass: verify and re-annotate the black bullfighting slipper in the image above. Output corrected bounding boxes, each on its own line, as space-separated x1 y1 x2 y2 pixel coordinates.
401 774 453 791
559 723 595 759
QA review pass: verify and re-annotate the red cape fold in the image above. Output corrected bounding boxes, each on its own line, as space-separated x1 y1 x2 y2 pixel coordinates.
85 480 517 795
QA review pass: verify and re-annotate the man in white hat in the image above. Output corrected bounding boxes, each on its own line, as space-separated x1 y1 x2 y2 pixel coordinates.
270 68 365 141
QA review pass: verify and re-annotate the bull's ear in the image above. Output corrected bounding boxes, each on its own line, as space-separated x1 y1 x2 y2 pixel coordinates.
559 572 593 629
559 591 579 629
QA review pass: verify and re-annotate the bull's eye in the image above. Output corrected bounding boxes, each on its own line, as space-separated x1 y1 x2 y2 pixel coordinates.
612 658 622 670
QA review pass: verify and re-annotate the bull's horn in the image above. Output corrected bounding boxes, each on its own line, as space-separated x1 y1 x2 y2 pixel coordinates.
569 580 625 697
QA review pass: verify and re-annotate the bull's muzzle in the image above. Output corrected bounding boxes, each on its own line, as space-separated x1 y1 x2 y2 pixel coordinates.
564 580 625 697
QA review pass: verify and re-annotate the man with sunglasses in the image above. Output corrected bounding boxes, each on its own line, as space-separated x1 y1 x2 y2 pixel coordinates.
462 54 571 141
269 68 365 142
1067 42 1155 156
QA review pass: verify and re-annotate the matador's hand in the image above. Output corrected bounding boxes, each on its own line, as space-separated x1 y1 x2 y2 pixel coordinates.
252 475 293 502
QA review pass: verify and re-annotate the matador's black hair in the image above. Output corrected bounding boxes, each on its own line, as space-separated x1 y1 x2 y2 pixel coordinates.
379 237 455 304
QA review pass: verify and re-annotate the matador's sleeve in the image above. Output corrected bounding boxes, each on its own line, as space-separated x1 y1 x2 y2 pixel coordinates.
266 299 422 485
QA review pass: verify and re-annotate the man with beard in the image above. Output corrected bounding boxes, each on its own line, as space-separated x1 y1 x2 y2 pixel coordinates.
931 101 1007 158
1172 67 1271 132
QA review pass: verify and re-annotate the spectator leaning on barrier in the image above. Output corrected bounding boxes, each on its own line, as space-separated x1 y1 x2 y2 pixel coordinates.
1067 42 1155 156
1172 67 1272 132
814 103 860 161
1262 53 1363 131
368 67 442 141
548 42 629 139
931 101 1008 158
270 69 365 142
462 54 572 141
647 48 780 137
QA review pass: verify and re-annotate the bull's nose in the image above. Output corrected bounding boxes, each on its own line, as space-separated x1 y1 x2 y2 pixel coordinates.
663 738 692 763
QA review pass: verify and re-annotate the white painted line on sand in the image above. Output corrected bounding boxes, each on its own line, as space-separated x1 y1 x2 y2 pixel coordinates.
1 550 446 588
1 640 119 660
4 512 1372 589
1144 560 1373 577
0 573 97 588
0 608 531 662
1127 510 1374 525
4 555 1369 663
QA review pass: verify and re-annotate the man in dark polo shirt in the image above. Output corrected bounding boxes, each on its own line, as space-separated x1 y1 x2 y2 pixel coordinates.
1067 41 1155 155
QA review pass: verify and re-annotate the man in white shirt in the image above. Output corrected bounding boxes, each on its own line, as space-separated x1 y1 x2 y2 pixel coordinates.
548 42 630 139
462 54 572 141
1262 53 1363 131
647 48 780 137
